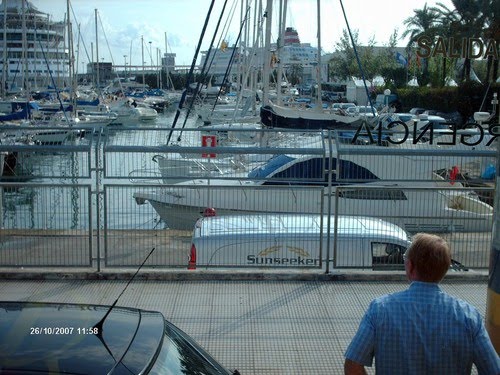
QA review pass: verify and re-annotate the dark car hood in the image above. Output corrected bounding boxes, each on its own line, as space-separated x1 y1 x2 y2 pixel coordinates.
0 301 164 374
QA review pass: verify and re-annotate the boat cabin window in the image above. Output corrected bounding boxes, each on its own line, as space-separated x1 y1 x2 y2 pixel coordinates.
336 159 379 182
249 155 379 186
338 189 407 200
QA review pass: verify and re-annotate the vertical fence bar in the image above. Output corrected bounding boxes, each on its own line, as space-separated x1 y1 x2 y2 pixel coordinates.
486 115 500 352
325 130 334 273
88 185 93 267
95 129 102 272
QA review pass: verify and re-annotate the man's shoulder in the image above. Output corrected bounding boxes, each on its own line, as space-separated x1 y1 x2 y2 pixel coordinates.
369 289 409 310
373 288 409 303
370 283 453 305
370 283 481 317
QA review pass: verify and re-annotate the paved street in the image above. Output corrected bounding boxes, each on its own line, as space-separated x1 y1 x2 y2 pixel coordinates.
0 278 489 374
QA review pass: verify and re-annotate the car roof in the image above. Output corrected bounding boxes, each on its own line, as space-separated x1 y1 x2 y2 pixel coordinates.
196 214 410 244
0 301 164 374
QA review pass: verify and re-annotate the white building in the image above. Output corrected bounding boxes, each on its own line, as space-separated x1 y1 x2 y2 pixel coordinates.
198 27 321 85
162 52 176 71
0 0 69 95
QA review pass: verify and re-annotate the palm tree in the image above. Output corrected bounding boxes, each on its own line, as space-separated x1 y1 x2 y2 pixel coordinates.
478 0 499 82
436 0 487 82
402 3 441 85
432 4 457 86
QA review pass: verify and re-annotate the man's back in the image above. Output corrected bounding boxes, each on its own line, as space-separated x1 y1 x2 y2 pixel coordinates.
345 281 500 375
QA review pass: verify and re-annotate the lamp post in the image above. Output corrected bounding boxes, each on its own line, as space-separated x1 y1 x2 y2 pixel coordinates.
157 47 161 89
149 41 153 89
141 35 145 87
149 41 153 71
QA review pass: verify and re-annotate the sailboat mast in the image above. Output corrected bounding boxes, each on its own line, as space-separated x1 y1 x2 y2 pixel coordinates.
2 0 7 97
21 0 28 93
164 32 168 88
141 35 145 88
261 0 272 106
316 0 322 108
251 0 260 108
276 0 287 106
67 0 75 106
237 0 245 103
33 14 37 90
95 9 99 89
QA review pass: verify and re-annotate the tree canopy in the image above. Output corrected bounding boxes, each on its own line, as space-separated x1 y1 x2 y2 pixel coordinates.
327 1 498 88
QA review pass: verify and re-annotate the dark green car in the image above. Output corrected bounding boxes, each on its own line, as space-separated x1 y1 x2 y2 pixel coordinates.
0 301 238 374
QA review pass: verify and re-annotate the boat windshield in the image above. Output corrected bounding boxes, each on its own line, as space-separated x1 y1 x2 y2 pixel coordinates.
248 154 295 179
248 154 379 184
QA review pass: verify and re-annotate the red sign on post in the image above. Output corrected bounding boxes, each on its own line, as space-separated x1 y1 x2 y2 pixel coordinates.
201 135 217 158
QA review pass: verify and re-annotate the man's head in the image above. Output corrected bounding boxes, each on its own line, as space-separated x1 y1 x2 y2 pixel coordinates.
405 233 451 282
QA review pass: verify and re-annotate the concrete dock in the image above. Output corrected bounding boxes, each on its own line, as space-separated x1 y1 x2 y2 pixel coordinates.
0 277 489 374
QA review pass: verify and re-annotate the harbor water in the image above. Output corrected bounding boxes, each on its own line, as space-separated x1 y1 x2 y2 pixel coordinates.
1 109 205 231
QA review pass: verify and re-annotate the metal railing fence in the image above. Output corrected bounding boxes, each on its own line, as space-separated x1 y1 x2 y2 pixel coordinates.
0 126 496 271
0 183 92 267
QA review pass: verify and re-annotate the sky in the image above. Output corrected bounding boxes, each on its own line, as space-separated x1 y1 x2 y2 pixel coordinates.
32 0 454 69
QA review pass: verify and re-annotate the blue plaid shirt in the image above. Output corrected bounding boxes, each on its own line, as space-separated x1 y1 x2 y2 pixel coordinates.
345 281 500 374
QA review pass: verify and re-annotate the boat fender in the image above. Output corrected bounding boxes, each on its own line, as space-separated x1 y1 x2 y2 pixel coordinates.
202 207 217 217
449 166 459 185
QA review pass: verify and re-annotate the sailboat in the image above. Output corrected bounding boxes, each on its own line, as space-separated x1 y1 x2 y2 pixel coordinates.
260 101 362 129
259 0 364 130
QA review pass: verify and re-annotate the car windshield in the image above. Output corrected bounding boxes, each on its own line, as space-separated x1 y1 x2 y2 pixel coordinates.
148 322 228 375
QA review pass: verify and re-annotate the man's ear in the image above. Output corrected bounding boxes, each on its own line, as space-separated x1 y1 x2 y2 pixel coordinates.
405 258 415 280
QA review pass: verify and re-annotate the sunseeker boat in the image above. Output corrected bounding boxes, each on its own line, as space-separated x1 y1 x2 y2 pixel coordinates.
133 132 494 233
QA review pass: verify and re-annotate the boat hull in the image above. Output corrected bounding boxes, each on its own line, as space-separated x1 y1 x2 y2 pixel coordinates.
133 184 493 233
260 104 361 130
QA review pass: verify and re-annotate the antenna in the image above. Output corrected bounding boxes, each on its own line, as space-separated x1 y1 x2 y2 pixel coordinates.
93 247 156 332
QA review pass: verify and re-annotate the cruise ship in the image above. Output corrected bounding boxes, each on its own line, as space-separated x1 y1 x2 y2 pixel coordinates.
0 0 69 96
